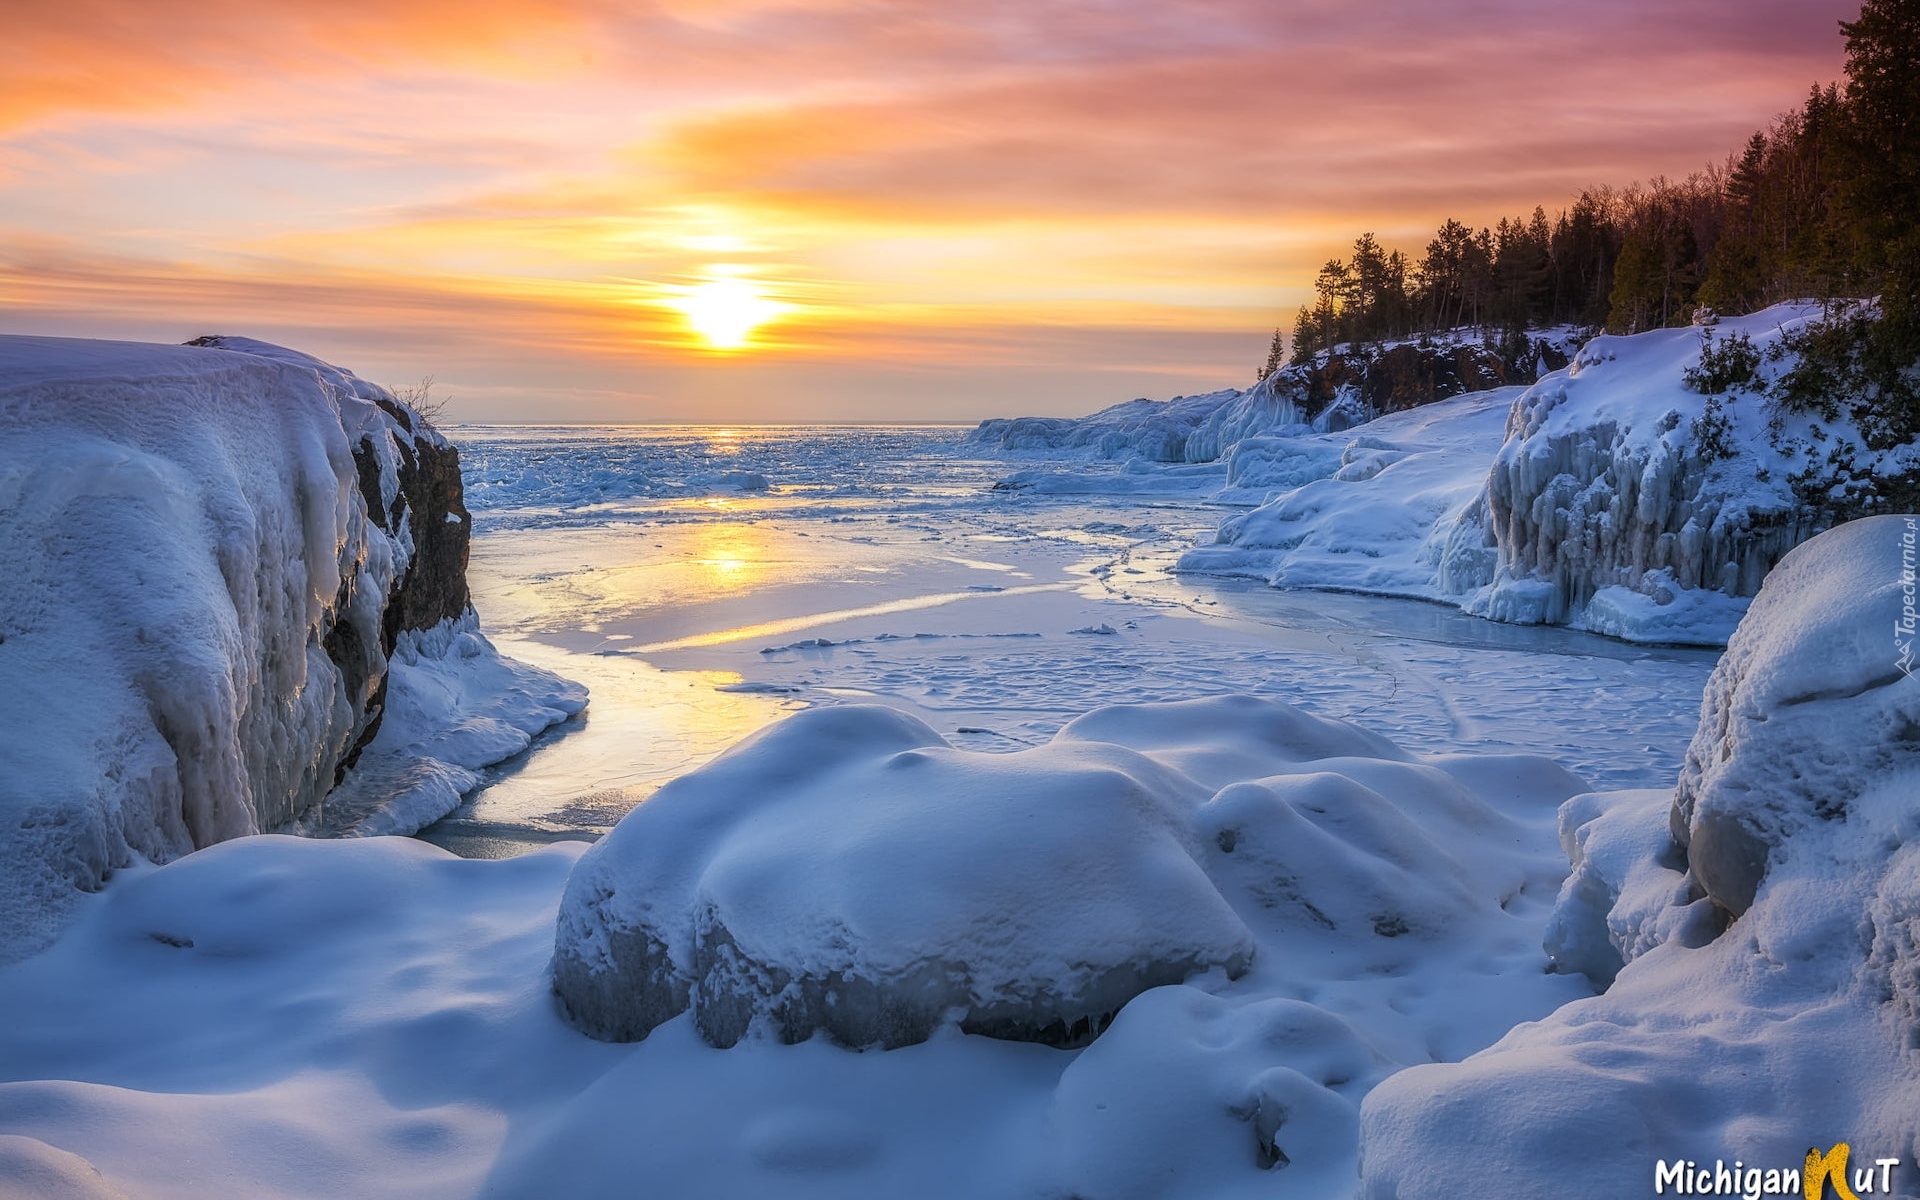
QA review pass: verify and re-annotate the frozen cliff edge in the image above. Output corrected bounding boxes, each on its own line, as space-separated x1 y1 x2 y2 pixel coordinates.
0 335 584 963
1358 515 1920 1196
1183 302 1920 646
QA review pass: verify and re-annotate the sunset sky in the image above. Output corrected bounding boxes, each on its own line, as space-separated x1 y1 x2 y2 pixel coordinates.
0 0 1857 421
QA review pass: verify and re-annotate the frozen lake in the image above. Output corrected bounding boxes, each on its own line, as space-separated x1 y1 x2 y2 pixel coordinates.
422 424 1720 857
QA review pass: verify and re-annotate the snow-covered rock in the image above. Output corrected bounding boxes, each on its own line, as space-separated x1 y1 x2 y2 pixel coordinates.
1358 515 1920 1197
0 335 583 963
552 702 1256 1049
971 389 1257 464
1670 513 1920 916
552 694 1583 1052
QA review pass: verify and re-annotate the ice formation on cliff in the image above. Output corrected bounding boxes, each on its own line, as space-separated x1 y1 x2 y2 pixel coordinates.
0 335 581 963
1182 302 1919 645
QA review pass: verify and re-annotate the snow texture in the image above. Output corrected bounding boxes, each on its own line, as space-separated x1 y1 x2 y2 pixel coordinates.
1360 515 1920 1197
0 691 1593 1198
0 335 582 963
552 693 1586 1053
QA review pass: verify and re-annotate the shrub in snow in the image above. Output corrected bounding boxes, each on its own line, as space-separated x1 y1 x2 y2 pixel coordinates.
1358 514 1920 1197
0 336 582 963
551 694 1574 1052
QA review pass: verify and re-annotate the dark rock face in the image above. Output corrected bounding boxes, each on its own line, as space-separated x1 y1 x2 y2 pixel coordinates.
352 405 472 652
187 336 474 816
1291 342 1514 423
333 408 470 776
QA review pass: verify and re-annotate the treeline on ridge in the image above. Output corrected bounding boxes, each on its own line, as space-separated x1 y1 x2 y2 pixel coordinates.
1265 0 1918 443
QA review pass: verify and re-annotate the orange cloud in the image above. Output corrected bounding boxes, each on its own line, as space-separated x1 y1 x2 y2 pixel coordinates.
0 0 1862 419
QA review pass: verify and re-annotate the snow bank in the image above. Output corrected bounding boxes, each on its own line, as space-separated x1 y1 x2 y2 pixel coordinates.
552 693 1587 1054
1359 515 1920 1196
0 690 1594 1197
1178 389 1518 596
0 335 581 963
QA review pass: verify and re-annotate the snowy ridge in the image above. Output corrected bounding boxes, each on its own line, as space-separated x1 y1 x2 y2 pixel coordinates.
1178 387 1520 598
1359 515 1920 1196
969 387 1269 464
0 336 581 963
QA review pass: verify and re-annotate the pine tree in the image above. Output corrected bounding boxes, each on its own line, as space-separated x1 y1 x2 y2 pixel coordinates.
1257 328 1287 383
1837 0 1920 342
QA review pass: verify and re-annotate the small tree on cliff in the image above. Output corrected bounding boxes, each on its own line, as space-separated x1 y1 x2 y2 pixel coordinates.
1256 328 1287 383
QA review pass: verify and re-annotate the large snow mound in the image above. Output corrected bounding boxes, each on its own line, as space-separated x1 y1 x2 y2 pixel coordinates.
0 335 582 964
552 694 1588 1052
1359 514 1920 1196
1670 513 1920 916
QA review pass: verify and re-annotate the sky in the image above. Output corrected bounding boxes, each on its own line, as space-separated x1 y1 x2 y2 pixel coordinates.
0 0 1859 422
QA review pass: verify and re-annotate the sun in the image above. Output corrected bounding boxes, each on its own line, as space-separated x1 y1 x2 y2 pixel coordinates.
675 275 781 350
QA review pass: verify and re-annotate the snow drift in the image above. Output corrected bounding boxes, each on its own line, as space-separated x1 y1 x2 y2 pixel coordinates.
552 694 1588 1054
1177 387 1520 597
0 335 582 964
0 689 1594 1198
1358 514 1920 1196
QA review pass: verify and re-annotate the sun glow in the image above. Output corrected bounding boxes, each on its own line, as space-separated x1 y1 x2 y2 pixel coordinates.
674 272 782 350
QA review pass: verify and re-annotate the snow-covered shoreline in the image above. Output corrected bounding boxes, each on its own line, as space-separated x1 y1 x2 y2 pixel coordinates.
988 302 1917 648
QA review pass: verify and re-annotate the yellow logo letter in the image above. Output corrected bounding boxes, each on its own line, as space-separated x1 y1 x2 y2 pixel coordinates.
1804 1144 1862 1200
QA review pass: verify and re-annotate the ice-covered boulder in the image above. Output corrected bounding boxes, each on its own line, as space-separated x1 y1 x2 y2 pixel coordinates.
551 694 1576 1053
0 335 583 963
1358 515 1920 1197
971 390 1252 463
1670 513 1920 916
552 703 1256 1049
